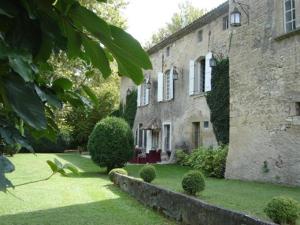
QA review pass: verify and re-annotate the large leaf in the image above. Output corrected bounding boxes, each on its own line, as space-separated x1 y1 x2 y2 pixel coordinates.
0 1 17 18
82 85 98 106
54 158 63 170
82 37 111 78
8 56 35 82
110 25 152 70
3 75 46 130
35 85 63 109
52 77 73 92
46 160 58 173
69 3 111 39
0 173 14 192
63 163 79 175
0 155 15 173
64 21 81 59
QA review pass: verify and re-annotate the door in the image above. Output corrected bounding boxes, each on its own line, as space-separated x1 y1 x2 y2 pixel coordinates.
163 124 171 152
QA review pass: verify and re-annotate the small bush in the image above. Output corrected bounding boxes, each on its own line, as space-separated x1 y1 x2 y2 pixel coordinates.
87 117 134 173
139 165 156 183
175 149 188 165
108 168 128 182
264 196 299 225
182 170 205 196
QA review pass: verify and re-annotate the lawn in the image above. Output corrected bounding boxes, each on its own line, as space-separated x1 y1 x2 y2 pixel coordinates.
125 164 300 224
0 154 176 225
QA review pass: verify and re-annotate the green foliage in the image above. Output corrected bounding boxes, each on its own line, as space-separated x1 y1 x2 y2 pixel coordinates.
113 89 137 128
46 158 79 177
0 155 14 192
181 170 205 196
139 165 156 183
87 117 134 172
176 146 228 179
108 168 128 182
206 58 229 145
0 0 151 191
264 196 299 225
175 149 189 166
146 1 205 47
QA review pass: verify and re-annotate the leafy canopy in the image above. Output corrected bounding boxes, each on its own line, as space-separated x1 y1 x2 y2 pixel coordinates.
0 0 151 191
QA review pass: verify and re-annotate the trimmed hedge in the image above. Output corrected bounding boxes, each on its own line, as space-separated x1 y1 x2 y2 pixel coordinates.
182 170 205 196
139 165 156 183
87 117 134 173
109 168 128 183
264 196 299 225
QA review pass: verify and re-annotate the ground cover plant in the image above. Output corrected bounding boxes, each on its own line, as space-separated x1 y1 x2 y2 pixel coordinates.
0 154 176 225
125 164 300 224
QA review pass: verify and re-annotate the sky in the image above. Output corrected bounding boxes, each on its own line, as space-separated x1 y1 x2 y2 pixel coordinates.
123 0 226 44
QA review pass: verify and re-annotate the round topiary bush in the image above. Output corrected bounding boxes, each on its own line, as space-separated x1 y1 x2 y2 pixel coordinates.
139 165 156 183
108 168 128 183
87 117 134 173
182 170 205 196
264 196 299 225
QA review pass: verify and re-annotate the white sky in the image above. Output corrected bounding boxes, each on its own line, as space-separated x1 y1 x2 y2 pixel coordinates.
124 0 226 44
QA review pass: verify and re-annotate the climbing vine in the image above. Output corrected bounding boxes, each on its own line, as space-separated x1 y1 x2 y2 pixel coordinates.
206 58 229 145
113 90 137 128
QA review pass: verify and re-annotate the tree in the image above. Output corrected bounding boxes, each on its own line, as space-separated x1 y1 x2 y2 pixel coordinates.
145 1 205 48
0 0 151 192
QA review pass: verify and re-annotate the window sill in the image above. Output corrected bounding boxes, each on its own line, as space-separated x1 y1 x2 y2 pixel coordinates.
138 104 149 108
286 116 300 126
274 28 300 41
190 92 207 97
158 99 174 103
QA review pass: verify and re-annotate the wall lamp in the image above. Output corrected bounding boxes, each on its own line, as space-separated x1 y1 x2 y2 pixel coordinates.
230 0 250 27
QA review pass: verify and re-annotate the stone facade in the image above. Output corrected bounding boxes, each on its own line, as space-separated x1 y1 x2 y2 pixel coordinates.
120 0 300 185
121 2 230 160
226 0 300 186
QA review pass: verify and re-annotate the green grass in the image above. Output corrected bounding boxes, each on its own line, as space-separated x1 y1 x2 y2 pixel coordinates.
0 154 176 225
125 164 300 224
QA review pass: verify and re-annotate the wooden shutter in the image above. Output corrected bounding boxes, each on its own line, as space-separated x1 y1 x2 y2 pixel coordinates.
146 130 152 153
137 85 141 106
189 60 195 95
169 66 174 100
157 72 163 102
145 78 150 105
205 52 212 92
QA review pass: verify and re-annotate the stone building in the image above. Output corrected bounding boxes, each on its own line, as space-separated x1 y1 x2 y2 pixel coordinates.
120 0 300 185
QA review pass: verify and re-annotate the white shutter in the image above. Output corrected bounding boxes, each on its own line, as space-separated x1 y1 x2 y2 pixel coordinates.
146 130 152 153
137 85 141 106
189 60 195 95
205 52 212 92
145 78 150 105
169 66 174 99
157 72 163 102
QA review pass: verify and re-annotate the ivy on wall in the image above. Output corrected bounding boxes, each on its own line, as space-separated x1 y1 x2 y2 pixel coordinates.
113 90 137 128
206 58 229 145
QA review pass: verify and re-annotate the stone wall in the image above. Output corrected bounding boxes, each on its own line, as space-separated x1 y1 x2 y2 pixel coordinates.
226 0 300 186
113 173 275 225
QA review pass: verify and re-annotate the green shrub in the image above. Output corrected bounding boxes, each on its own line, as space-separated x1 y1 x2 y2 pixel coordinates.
108 168 128 182
175 149 188 166
182 170 205 196
139 165 156 183
87 117 134 173
264 196 299 225
177 146 228 178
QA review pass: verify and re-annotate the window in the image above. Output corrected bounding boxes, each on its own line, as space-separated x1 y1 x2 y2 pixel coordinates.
197 30 203 42
163 124 171 152
193 122 201 148
164 70 171 100
166 46 170 57
152 131 159 149
296 102 300 116
194 58 206 93
204 121 209 128
143 129 147 149
138 124 143 147
137 79 149 106
135 129 138 146
284 0 296 32
223 16 229 30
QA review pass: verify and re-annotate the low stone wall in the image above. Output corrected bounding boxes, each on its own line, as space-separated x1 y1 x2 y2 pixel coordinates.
113 174 276 225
